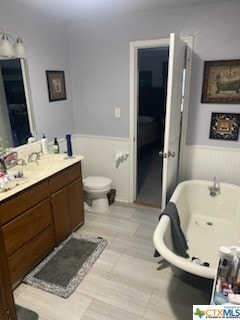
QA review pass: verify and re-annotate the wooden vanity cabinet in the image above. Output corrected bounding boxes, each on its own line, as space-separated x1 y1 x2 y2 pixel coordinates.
50 162 84 245
1 180 55 286
69 178 84 229
0 220 17 320
0 160 84 286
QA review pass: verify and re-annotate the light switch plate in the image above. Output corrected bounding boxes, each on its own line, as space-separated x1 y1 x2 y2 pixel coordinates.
115 108 121 118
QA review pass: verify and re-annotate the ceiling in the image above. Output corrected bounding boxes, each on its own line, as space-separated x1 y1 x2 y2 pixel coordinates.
9 0 227 21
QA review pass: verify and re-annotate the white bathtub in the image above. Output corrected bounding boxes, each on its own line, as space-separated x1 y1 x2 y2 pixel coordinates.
153 180 240 287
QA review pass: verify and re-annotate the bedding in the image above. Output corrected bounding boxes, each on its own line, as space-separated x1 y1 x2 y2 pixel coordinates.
137 116 161 148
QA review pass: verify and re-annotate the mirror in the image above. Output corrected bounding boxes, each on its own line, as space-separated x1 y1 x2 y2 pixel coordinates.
0 58 35 148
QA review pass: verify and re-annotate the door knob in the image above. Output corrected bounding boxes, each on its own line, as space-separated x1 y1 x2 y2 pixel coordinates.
159 151 175 158
159 151 168 158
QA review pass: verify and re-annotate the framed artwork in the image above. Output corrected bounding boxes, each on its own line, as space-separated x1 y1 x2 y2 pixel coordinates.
46 70 67 102
201 60 240 104
209 112 240 140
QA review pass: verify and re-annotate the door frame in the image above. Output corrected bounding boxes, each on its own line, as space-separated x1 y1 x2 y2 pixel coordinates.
129 35 193 203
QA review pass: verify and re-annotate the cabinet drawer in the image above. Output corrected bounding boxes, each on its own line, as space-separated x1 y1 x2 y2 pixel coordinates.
8 225 55 286
49 162 82 194
0 180 49 225
3 199 52 257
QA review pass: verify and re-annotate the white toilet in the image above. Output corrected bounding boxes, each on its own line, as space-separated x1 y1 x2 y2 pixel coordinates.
83 176 112 213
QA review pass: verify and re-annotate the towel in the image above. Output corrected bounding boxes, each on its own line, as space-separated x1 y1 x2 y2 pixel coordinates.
154 201 189 258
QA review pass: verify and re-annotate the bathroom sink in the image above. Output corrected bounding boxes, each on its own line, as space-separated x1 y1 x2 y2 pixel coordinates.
25 155 67 173
7 154 73 178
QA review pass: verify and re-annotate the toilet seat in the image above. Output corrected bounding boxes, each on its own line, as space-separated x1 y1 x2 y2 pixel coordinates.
83 176 111 189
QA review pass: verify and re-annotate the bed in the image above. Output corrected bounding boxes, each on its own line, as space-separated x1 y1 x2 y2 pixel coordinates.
137 115 162 148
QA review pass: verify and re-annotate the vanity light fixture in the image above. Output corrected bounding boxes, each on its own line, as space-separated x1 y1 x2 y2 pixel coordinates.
0 33 15 58
0 28 27 59
13 37 27 59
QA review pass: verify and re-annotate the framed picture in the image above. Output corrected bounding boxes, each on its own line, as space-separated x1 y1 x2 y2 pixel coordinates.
209 112 240 140
46 70 67 102
201 60 240 104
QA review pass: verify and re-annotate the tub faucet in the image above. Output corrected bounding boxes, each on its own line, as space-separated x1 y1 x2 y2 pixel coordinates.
209 177 220 197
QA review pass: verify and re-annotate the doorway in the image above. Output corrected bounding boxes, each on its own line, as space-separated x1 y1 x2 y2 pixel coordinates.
129 35 193 208
136 47 169 207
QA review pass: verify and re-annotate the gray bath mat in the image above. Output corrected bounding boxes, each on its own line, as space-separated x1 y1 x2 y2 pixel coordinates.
16 304 38 320
23 233 107 298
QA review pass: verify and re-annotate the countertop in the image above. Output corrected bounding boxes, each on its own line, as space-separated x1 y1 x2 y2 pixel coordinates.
0 154 84 203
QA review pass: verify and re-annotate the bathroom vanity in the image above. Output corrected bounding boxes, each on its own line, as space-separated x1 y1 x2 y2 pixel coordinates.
0 156 84 286
50 162 84 244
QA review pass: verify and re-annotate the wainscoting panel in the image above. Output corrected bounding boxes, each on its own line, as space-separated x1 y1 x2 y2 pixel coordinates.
73 134 131 203
15 138 240 203
179 145 240 186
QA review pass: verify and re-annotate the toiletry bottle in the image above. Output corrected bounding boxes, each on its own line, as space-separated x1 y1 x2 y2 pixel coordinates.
218 246 233 282
27 132 35 144
233 248 240 294
213 246 233 298
41 134 49 154
53 137 59 154
66 134 73 157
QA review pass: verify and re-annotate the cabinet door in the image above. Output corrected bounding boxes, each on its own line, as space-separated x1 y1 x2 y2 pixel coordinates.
51 186 72 245
0 222 17 320
68 178 84 230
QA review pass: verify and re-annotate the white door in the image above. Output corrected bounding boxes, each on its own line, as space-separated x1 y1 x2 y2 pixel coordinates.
160 33 186 209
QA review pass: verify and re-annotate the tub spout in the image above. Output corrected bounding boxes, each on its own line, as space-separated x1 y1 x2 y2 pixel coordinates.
209 177 220 197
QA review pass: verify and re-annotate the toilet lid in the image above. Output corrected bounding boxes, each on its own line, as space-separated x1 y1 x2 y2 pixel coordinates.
83 176 112 188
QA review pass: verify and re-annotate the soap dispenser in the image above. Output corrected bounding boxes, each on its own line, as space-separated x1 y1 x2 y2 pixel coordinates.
53 137 59 154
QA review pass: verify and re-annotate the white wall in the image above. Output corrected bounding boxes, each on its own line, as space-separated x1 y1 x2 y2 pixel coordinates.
0 2 75 142
68 0 240 149
179 145 240 185
2 1 240 204
73 135 130 202
2 1 239 148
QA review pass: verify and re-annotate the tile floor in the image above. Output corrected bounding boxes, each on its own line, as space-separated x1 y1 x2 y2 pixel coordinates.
14 203 211 320
137 145 162 207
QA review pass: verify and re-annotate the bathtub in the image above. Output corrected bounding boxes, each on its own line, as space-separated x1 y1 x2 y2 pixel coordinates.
153 179 240 288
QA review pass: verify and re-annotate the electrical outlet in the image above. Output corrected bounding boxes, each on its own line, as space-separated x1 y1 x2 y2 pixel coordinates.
115 108 121 118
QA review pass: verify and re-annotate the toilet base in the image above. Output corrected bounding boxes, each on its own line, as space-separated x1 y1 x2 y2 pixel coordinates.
92 197 110 213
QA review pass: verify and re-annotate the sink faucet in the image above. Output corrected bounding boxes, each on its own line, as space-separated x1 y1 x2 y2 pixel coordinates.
209 177 220 197
28 151 42 164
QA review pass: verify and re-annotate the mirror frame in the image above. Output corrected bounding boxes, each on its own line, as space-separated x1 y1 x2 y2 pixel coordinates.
20 58 36 142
